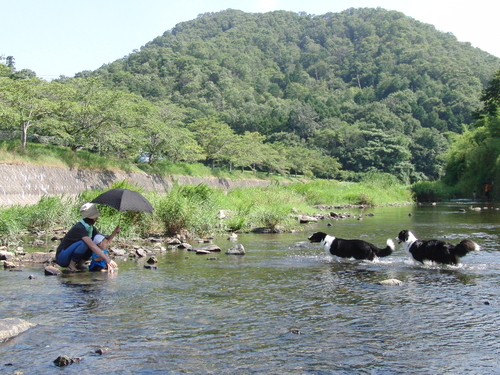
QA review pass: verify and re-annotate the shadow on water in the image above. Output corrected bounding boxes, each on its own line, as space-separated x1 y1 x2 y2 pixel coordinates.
2 202 500 374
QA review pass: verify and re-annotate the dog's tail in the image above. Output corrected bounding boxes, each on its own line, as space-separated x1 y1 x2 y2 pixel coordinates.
376 239 395 257
453 239 480 258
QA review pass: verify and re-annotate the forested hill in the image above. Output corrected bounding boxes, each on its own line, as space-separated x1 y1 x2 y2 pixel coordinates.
85 7 500 182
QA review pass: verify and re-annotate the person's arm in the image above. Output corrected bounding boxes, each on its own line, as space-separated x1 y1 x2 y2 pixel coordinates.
106 225 121 243
83 237 117 269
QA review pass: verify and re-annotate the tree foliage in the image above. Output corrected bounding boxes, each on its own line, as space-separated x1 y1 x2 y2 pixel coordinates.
87 8 498 181
1 8 500 182
444 68 500 194
0 77 55 150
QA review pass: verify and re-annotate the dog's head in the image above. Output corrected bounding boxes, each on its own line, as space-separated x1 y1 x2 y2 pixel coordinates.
308 232 328 243
396 230 412 244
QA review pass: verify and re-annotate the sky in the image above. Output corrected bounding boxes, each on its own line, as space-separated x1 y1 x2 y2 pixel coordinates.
2 0 499 80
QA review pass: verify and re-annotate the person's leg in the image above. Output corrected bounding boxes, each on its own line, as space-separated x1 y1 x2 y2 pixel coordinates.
56 240 91 268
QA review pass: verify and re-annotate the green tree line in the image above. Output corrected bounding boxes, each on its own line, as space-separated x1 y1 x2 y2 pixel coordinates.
0 70 339 178
443 69 500 195
1 8 500 184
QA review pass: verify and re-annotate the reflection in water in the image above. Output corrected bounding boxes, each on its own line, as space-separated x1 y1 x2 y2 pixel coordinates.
1 202 500 374
60 276 107 311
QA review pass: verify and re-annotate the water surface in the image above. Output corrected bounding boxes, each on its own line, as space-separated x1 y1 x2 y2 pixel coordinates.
1 201 500 374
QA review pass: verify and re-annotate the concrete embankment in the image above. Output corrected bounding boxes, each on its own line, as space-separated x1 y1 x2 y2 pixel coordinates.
0 163 274 206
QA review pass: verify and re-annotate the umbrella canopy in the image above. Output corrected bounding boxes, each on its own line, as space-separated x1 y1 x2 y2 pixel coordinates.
91 188 154 213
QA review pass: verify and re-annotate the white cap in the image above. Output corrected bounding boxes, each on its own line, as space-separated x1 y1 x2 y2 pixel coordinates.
93 234 106 245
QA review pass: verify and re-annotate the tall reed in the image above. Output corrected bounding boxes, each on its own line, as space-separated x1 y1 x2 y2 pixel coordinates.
0 175 414 244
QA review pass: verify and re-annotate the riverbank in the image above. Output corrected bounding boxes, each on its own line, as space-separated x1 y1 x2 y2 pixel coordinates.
0 163 276 207
0 169 414 245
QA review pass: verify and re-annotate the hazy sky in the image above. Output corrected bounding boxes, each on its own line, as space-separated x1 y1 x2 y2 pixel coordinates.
2 0 499 80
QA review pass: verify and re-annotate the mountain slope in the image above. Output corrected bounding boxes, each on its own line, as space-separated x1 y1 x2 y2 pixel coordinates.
88 7 500 181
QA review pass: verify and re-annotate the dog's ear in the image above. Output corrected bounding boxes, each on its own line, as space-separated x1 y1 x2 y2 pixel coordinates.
399 230 411 241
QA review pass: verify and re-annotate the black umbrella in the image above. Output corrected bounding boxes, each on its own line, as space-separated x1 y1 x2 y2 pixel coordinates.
91 188 154 213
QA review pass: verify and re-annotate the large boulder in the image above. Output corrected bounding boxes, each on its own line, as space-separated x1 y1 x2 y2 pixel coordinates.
0 318 35 342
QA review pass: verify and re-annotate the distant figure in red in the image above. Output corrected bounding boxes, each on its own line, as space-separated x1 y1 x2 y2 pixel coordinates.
484 183 491 198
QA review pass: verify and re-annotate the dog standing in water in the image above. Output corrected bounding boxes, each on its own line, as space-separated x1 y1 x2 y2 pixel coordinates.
308 231 395 261
396 230 480 265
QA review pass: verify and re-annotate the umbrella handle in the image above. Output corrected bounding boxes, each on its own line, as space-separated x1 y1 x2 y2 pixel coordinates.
118 213 121 238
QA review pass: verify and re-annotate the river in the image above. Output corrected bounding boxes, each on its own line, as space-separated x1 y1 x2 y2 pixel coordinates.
1 201 500 374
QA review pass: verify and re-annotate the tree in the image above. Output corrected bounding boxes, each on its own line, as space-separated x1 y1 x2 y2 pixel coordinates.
188 117 236 168
312 154 342 179
444 69 500 191
261 142 290 176
286 145 323 177
475 69 500 118
0 77 55 150
410 127 448 180
338 126 412 180
231 131 266 172
53 77 153 157
0 59 13 77
286 101 320 139
141 119 205 165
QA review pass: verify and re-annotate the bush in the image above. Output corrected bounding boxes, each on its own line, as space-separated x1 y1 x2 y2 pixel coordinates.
0 209 24 245
411 181 460 202
22 195 75 229
284 174 413 206
155 183 222 236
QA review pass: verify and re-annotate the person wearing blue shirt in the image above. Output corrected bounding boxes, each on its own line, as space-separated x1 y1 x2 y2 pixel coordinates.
89 234 114 272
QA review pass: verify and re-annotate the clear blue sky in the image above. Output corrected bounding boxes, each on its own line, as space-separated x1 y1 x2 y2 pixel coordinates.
2 0 499 80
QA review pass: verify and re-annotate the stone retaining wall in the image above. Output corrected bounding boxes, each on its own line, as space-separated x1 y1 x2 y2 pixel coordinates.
0 164 273 206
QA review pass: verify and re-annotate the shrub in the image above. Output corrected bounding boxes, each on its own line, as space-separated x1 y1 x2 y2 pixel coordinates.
0 209 24 245
155 183 221 236
411 181 459 202
23 195 75 229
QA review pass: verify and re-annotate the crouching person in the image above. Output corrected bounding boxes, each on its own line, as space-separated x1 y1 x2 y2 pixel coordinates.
56 203 119 272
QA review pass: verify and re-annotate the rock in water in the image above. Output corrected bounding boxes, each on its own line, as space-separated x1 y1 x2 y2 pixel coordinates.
44 266 62 276
377 278 403 286
226 244 246 255
0 318 35 342
53 355 81 367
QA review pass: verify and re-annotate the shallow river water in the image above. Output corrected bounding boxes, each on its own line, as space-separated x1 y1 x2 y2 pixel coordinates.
1 201 500 374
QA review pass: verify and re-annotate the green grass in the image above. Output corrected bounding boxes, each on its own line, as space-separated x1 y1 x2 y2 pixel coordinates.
0 208 25 245
284 174 414 206
0 177 414 245
0 142 415 243
0 141 140 172
410 180 462 202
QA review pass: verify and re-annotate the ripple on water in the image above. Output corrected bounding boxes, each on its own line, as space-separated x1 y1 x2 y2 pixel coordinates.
2 204 500 373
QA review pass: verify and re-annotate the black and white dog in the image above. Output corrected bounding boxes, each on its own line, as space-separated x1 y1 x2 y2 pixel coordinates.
308 231 395 261
396 230 480 265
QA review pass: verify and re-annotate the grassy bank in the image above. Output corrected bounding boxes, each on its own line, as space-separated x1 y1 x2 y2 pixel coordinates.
0 177 413 246
0 141 414 244
0 141 288 181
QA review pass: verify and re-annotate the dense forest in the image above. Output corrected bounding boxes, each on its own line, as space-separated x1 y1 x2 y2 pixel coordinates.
1 8 500 188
